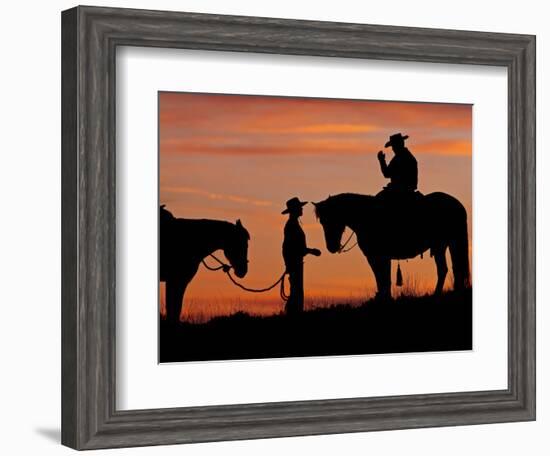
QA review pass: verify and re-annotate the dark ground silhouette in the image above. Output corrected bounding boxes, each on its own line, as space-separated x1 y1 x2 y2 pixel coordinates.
159 289 472 363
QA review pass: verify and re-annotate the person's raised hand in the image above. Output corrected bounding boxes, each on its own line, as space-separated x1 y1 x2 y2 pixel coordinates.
377 150 385 161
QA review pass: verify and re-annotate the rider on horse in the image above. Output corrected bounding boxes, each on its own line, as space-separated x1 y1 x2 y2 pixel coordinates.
375 133 422 259
377 133 418 194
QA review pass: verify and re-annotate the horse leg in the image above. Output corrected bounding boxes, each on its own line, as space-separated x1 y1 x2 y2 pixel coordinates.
433 247 448 295
165 277 187 324
449 233 470 290
165 260 201 323
367 255 392 300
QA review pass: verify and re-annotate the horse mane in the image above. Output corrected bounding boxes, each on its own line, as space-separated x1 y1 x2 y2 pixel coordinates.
314 193 374 219
184 219 249 239
161 205 250 241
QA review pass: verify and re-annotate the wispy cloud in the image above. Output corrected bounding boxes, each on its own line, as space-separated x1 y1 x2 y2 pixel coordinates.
243 123 380 135
159 92 472 158
162 186 273 207
160 135 472 157
415 139 472 156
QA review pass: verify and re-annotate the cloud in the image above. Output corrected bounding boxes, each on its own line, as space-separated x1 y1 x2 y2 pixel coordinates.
162 186 273 207
242 122 380 135
159 92 472 157
415 139 472 156
160 135 472 157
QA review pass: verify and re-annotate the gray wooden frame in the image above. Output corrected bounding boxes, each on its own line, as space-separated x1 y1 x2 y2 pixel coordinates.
61 5 536 450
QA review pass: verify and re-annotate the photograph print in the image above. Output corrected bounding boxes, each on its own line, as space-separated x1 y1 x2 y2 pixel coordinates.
159 92 472 363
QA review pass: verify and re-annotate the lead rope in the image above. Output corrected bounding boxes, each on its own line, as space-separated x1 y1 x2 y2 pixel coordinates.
202 254 289 301
338 230 358 253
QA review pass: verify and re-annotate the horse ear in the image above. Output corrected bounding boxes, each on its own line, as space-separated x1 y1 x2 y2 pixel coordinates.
236 219 243 227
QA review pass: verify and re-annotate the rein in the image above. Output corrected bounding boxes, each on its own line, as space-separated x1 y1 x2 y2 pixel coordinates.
201 254 230 272
202 254 289 301
338 230 358 253
335 231 403 287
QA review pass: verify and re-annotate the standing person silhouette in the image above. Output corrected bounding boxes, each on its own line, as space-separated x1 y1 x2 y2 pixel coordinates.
377 133 418 194
281 197 321 316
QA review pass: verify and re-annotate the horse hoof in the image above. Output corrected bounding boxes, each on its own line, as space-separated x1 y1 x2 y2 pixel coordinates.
374 292 392 302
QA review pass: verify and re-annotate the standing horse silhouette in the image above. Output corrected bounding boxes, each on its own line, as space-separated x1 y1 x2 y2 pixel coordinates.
160 205 250 323
314 193 470 299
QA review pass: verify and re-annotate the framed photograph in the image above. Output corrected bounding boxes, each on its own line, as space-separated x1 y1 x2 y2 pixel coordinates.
61 5 535 450
157 92 474 363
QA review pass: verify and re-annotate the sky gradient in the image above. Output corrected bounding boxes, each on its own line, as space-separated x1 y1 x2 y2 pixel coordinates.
159 92 472 322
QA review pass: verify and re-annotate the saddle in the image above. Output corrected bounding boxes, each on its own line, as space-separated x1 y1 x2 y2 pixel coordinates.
374 189 426 256
375 188 423 208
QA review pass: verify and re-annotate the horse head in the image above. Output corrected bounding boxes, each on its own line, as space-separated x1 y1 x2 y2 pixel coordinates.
160 204 175 225
313 197 346 254
223 219 250 278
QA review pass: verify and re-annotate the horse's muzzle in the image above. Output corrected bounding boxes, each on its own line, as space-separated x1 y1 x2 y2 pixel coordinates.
234 268 247 279
327 243 340 254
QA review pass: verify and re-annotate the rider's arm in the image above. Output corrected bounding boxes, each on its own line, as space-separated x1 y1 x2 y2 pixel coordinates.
306 247 321 257
379 156 391 177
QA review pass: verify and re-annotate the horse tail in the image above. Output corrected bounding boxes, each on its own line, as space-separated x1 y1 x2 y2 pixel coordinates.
449 206 471 290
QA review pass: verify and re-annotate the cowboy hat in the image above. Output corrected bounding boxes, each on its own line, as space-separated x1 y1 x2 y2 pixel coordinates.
282 197 308 214
384 132 409 147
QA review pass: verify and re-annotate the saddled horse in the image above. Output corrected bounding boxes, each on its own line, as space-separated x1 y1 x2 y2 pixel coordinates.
160 205 250 323
313 193 470 299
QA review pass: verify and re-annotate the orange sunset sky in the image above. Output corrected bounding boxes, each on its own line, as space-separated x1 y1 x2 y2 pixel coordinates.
159 92 472 322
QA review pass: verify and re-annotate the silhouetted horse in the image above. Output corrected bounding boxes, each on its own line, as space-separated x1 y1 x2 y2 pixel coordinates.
314 193 470 299
160 205 250 323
